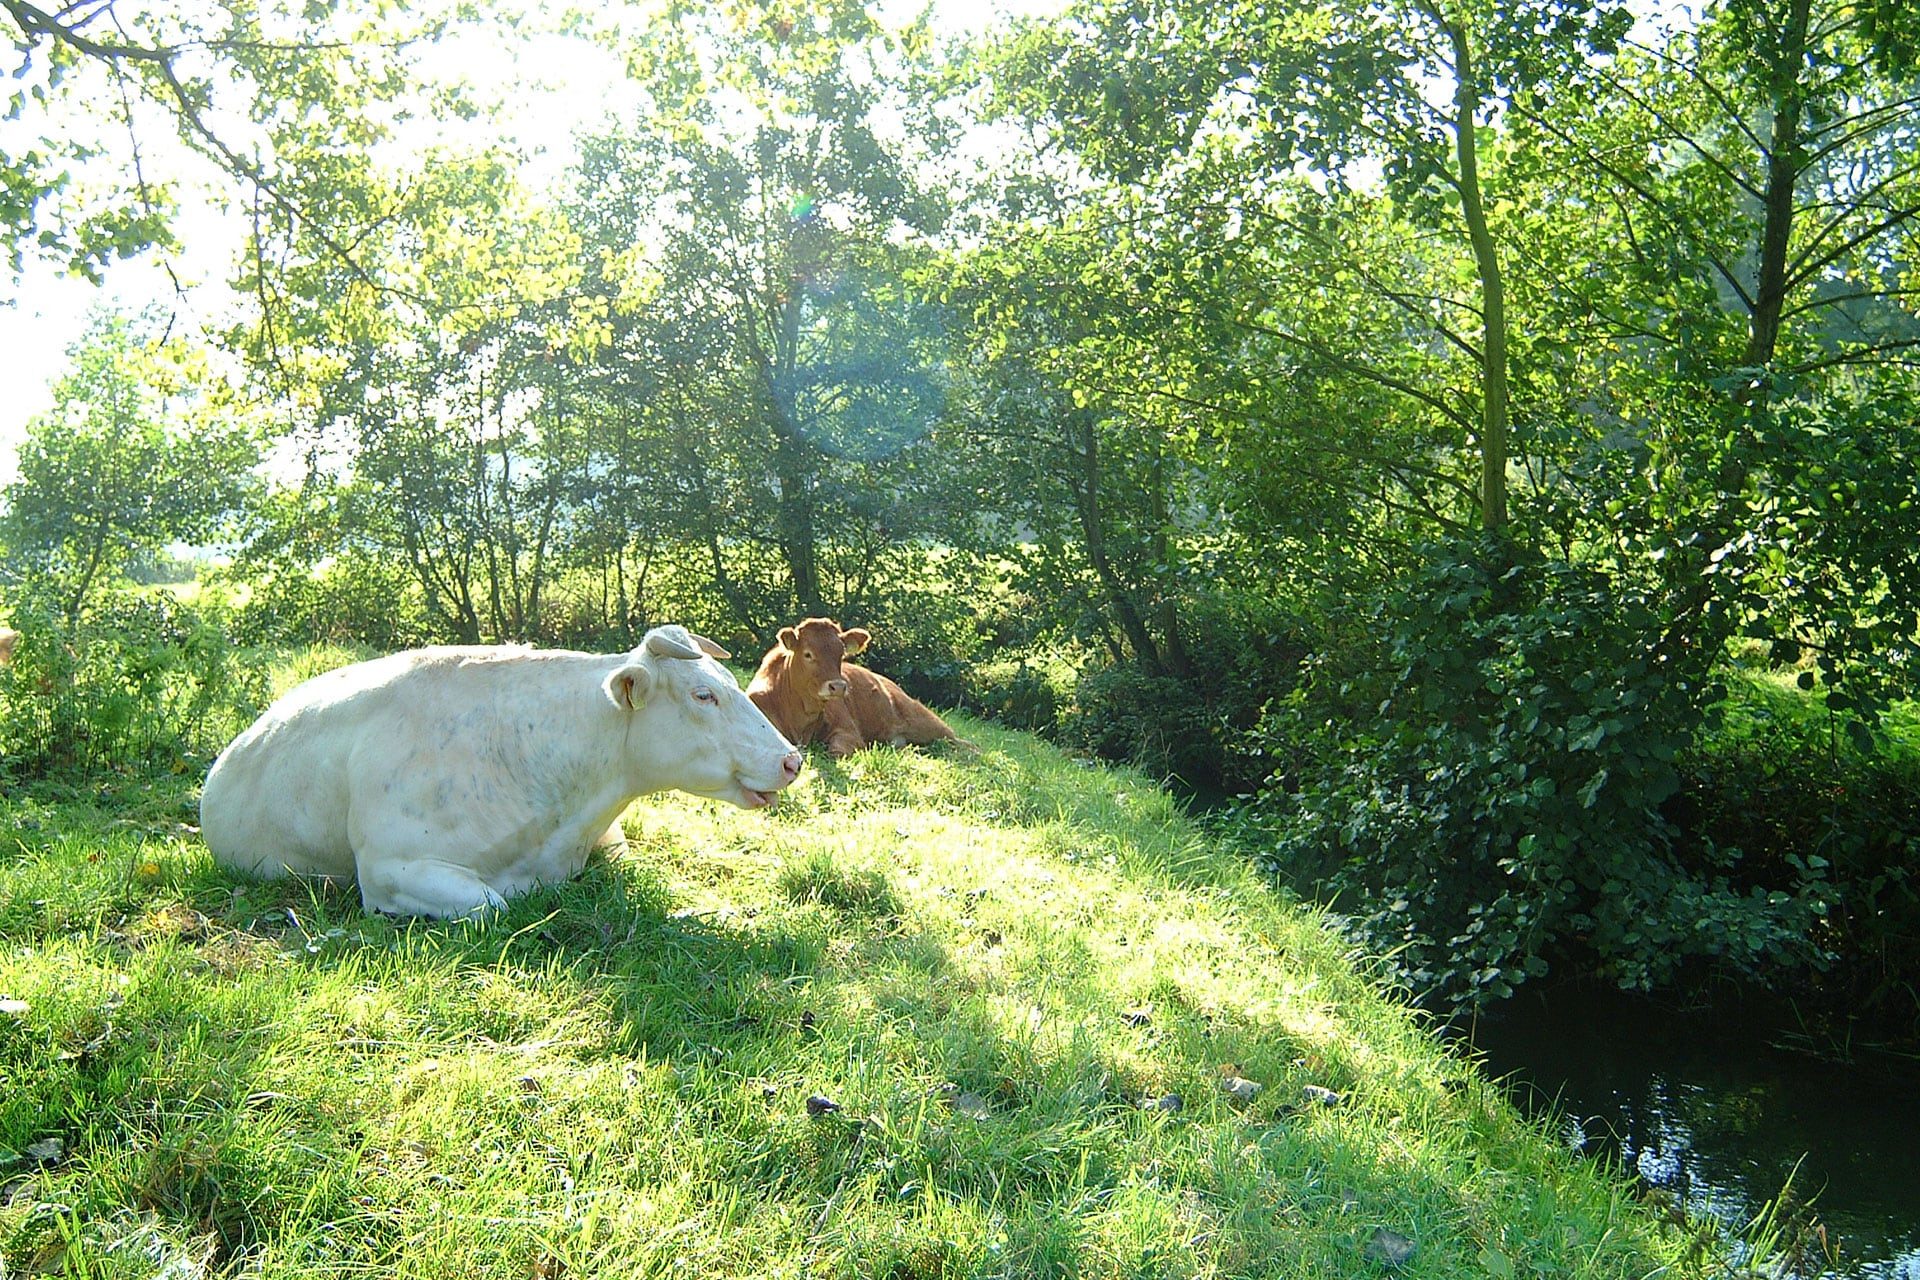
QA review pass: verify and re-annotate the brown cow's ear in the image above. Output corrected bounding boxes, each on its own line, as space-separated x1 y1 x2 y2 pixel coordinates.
841 627 871 655
778 627 799 651
603 661 652 711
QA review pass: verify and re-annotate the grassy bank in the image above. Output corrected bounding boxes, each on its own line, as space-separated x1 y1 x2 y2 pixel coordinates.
2 712 1712 1278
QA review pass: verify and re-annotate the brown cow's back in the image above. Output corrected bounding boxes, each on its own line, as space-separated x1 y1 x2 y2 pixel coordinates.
843 663 974 753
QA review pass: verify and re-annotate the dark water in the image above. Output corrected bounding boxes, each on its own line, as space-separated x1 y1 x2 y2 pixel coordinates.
1467 986 1920 1280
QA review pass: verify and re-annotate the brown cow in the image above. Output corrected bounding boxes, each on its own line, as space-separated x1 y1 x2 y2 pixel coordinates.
0 627 16 667
748 617 974 758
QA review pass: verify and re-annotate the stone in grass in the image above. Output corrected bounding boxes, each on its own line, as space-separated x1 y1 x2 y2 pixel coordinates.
1218 1073 1263 1103
932 1083 992 1121
1301 1084 1344 1107
1365 1228 1417 1267
949 1091 992 1121
805 1094 842 1117
1139 1093 1184 1113
1120 1007 1153 1028
24 1138 63 1166
0 998 27 1017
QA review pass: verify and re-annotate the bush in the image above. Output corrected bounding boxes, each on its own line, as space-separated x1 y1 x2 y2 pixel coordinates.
1055 590 1312 795
845 582 984 710
0 591 268 781
1058 664 1220 787
230 554 429 650
1227 536 1832 1011
1669 679 1920 1037
966 658 1064 731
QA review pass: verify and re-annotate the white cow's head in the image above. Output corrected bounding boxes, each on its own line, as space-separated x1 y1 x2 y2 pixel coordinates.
605 624 803 809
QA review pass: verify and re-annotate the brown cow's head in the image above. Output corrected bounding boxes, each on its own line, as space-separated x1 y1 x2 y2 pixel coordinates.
778 617 870 704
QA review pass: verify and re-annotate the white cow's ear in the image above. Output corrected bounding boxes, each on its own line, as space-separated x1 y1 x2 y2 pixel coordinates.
604 661 653 710
642 626 704 662
841 627 871 656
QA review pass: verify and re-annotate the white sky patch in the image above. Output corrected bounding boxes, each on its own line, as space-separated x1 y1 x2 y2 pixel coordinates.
0 0 1048 485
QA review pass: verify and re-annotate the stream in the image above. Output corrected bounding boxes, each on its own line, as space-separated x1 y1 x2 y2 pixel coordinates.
1467 985 1920 1279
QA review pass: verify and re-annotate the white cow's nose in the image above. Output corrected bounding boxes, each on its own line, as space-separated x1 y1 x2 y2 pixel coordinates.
781 751 803 783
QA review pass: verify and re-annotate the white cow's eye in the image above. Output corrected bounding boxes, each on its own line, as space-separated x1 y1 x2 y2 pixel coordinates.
693 686 718 704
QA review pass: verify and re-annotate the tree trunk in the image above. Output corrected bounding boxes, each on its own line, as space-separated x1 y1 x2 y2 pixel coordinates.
1446 15 1509 532
772 424 823 615
1075 412 1165 671
1744 0 1811 372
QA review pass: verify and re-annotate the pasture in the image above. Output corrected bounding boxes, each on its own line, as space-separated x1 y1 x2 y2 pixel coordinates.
1 687 1709 1278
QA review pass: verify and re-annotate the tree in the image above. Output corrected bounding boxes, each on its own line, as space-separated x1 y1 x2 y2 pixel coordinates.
2 0 454 282
990 0 1636 536
587 0 956 623
1509 0 1920 704
1 308 256 618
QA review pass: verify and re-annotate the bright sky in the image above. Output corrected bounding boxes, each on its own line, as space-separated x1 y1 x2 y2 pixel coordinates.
0 0 1064 486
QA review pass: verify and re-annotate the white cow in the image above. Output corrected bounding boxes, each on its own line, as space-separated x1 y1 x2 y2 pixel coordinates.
200 625 803 918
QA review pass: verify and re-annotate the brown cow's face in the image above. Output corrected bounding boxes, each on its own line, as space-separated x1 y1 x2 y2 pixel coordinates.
781 617 870 703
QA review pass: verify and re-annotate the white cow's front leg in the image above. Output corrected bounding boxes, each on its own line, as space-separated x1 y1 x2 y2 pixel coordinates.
358 855 509 919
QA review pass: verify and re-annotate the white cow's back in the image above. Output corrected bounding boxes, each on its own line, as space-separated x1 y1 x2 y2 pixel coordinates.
201 647 619 884
200 636 802 916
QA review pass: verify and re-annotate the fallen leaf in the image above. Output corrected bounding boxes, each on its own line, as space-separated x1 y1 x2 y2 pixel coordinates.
1365 1228 1417 1267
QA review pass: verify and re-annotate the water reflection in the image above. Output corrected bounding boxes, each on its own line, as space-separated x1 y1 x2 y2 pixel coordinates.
1467 986 1920 1280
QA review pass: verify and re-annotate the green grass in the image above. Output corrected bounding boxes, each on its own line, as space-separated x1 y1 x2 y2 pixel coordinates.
1 711 1715 1277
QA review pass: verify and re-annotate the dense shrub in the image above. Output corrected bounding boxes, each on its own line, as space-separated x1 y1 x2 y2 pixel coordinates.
0 591 268 780
230 554 429 651
1056 590 1312 795
1670 681 1920 1037
1227 537 1832 1011
966 658 1064 731
1059 664 1222 786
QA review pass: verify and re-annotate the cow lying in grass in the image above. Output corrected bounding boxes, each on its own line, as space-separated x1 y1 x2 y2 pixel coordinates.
748 617 975 758
201 625 803 918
